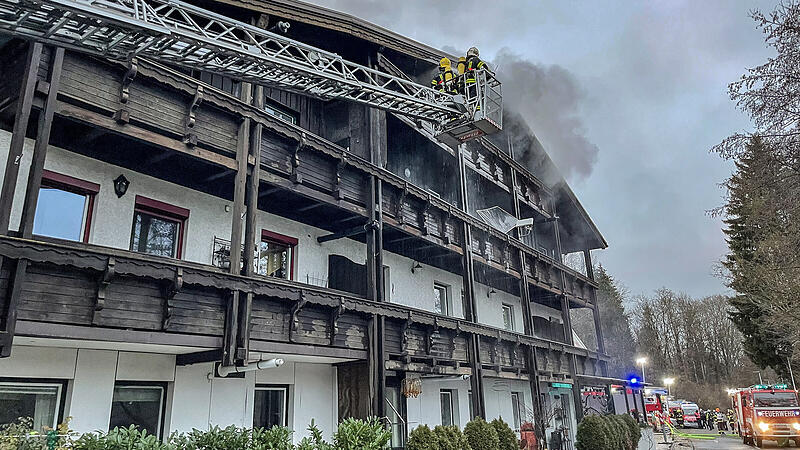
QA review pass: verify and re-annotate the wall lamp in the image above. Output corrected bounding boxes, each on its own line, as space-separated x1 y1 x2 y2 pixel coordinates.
411 261 422 274
113 174 130 198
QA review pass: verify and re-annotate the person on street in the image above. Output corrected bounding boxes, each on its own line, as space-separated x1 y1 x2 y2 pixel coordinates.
431 57 457 94
698 409 705 429
727 409 736 434
706 409 715 430
716 408 726 432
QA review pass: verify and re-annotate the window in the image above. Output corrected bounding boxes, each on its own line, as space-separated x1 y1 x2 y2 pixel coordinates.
32 170 99 243
109 383 166 438
257 230 297 280
511 392 522 430
502 304 515 331
264 101 298 125
440 389 459 426
253 385 288 429
0 379 65 431
754 392 799 407
433 282 452 316
130 196 189 258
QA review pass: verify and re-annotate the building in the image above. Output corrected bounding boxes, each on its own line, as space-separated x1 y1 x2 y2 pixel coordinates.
0 0 613 446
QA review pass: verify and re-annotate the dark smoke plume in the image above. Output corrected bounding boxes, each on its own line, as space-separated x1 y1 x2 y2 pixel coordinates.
492 49 599 183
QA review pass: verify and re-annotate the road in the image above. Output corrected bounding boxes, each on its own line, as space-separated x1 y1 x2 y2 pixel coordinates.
646 428 800 449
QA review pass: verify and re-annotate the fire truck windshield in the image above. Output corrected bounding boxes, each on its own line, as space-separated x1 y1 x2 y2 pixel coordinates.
753 392 800 407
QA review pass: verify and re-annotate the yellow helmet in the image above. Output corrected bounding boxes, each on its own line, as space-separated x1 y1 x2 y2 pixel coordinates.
439 57 452 68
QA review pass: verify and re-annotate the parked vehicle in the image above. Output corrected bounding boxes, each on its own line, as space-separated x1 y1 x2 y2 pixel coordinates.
680 402 701 428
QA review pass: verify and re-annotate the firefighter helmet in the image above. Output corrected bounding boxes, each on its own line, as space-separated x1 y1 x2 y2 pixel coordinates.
467 47 479 58
439 57 451 72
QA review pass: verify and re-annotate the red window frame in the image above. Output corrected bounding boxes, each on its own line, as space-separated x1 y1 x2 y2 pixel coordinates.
39 170 100 243
260 229 298 281
131 195 190 259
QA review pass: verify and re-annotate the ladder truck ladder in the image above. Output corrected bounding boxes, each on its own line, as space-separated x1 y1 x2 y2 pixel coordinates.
0 0 502 142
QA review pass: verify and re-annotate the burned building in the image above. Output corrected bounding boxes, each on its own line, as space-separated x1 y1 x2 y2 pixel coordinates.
0 0 618 446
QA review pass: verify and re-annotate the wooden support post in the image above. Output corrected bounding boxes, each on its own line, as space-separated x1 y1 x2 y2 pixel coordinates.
1 46 64 358
19 48 65 238
366 100 386 418
455 142 485 418
0 43 43 234
237 86 263 364
225 85 251 366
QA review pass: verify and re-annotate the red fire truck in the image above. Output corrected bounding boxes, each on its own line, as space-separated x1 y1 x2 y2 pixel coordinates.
730 384 800 447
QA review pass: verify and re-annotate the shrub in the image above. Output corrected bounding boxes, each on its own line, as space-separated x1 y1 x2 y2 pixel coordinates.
432 425 470 450
252 426 293 450
575 415 611 450
332 417 390 450
620 415 641 450
489 418 516 450
74 426 173 450
608 416 629 450
168 425 249 449
464 417 499 450
296 420 332 450
407 425 438 450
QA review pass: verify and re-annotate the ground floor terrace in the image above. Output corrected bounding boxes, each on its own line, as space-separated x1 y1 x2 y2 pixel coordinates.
0 339 637 447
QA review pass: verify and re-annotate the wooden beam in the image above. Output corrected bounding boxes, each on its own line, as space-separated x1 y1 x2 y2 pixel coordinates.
0 43 42 234
239 85 263 364
0 259 28 357
176 349 222 366
19 47 65 239
55 101 238 170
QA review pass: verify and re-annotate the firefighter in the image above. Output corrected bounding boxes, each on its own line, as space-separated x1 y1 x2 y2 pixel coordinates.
456 56 467 75
462 47 491 108
706 409 715 430
715 408 726 432
727 409 736 433
431 57 456 94
697 409 705 429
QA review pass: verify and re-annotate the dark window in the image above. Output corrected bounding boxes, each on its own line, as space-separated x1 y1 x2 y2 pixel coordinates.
109 383 166 438
33 170 99 243
511 392 522 430
130 196 189 259
502 304 515 331
440 389 457 426
264 100 298 125
434 283 451 316
253 385 288 429
0 379 66 431
257 230 297 280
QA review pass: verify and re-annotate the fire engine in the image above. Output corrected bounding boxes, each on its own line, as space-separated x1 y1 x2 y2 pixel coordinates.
730 384 800 447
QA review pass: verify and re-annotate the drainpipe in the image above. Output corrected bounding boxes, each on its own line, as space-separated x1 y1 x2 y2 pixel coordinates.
211 358 284 379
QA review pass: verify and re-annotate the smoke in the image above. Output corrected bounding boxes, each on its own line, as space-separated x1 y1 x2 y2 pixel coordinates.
491 49 599 183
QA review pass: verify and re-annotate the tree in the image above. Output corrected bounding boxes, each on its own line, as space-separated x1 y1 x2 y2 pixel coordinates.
713 2 800 171
593 265 637 378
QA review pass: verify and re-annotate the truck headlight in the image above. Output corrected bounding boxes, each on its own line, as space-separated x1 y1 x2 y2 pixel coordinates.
792 422 800 431
758 422 770 432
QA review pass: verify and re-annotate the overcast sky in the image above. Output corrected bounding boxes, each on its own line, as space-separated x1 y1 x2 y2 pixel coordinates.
312 0 776 299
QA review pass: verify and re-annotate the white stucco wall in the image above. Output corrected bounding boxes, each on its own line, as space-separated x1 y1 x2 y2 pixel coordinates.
2 344 338 443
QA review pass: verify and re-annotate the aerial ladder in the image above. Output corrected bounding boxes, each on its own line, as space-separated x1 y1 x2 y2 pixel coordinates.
0 0 502 144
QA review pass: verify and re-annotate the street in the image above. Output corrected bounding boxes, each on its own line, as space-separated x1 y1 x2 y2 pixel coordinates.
647 428 800 450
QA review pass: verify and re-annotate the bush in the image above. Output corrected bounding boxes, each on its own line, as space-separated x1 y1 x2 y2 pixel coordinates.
489 418 516 450
432 425 470 450
407 425 438 450
620 415 641 450
575 415 611 450
608 416 629 450
332 417 390 450
464 417 499 450
296 420 332 450
252 426 293 450
74 426 173 450
0 417 75 450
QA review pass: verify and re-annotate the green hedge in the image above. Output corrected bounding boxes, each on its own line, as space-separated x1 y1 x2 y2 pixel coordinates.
575 414 642 450
0 417 387 450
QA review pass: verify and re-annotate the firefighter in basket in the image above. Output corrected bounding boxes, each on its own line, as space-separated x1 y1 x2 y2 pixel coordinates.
431 57 457 94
